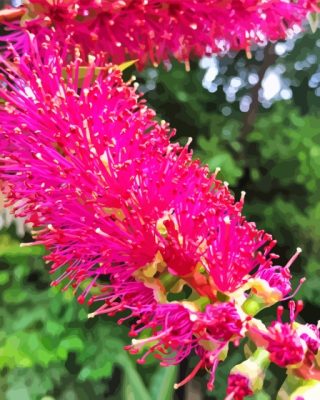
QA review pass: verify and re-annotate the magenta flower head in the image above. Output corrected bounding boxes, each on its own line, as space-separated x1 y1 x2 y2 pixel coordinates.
255 247 304 299
248 302 320 371
267 322 305 367
1 0 319 67
226 374 254 400
1 32 319 392
125 302 198 366
200 302 243 342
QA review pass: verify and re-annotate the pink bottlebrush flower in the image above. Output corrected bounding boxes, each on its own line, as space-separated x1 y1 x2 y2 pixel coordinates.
263 315 320 380
225 348 270 400
199 302 243 342
173 302 244 391
241 248 306 317
248 302 309 368
241 248 306 315
195 302 245 391
127 301 244 390
266 323 305 367
86 280 157 319
255 247 303 299
0 33 275 302
225 374 254 400
125 302 198 366
299 324 320 355
0 34 307 388
0 35 173 305
204 215 273 293
293 323 320 381
2 0 319 67
255 264 292 298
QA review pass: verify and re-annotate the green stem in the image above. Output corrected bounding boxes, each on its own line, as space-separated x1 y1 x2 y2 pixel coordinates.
160 272 180 291
242 294 266 316
251 348 270 369
192 296 210 311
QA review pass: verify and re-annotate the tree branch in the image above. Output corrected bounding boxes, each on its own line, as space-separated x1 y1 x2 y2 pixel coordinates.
240 42 277 143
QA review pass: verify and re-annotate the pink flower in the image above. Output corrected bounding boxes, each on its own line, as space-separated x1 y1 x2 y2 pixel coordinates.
299 324 320 355
266 322 305 367
195 302 244 391
0 34 311 390
0 34 276 303
3 0 318 67
226 374 253 400
125 302 197 366
199 302 243 342
255 247 303 299
248 302 308 368
205 216 273 293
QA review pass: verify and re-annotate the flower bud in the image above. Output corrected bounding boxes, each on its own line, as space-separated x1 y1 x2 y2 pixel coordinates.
277 376 320 400
226 348 270 399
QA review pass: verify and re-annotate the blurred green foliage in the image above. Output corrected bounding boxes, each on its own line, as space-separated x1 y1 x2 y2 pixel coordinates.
1 25 320 400
0 232 178 400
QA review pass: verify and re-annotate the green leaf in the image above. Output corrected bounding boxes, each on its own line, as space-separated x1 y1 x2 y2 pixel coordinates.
308 13 320 33
118 59 139 72
78 362 113 381
117 352 151 400
3 287 28 304
61 59 137 88
0 271 9 285
149 366 177 400
253 392 271 400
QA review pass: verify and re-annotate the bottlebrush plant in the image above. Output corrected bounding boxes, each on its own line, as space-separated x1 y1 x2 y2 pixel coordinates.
0 1 320 399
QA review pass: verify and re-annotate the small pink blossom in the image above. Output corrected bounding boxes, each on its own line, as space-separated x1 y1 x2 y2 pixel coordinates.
249 302 315 369
266 322 305 367
226 374 253 400
255 247 303 300
199 302 243 342
125 303 197 366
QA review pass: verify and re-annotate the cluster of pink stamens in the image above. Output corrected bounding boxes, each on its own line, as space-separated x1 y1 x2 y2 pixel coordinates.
1 0 319 67
0 3 320 398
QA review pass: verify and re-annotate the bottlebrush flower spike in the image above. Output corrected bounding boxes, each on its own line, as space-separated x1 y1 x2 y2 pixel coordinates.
2 0 319 67
0 34 311 391
0 33 274 300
